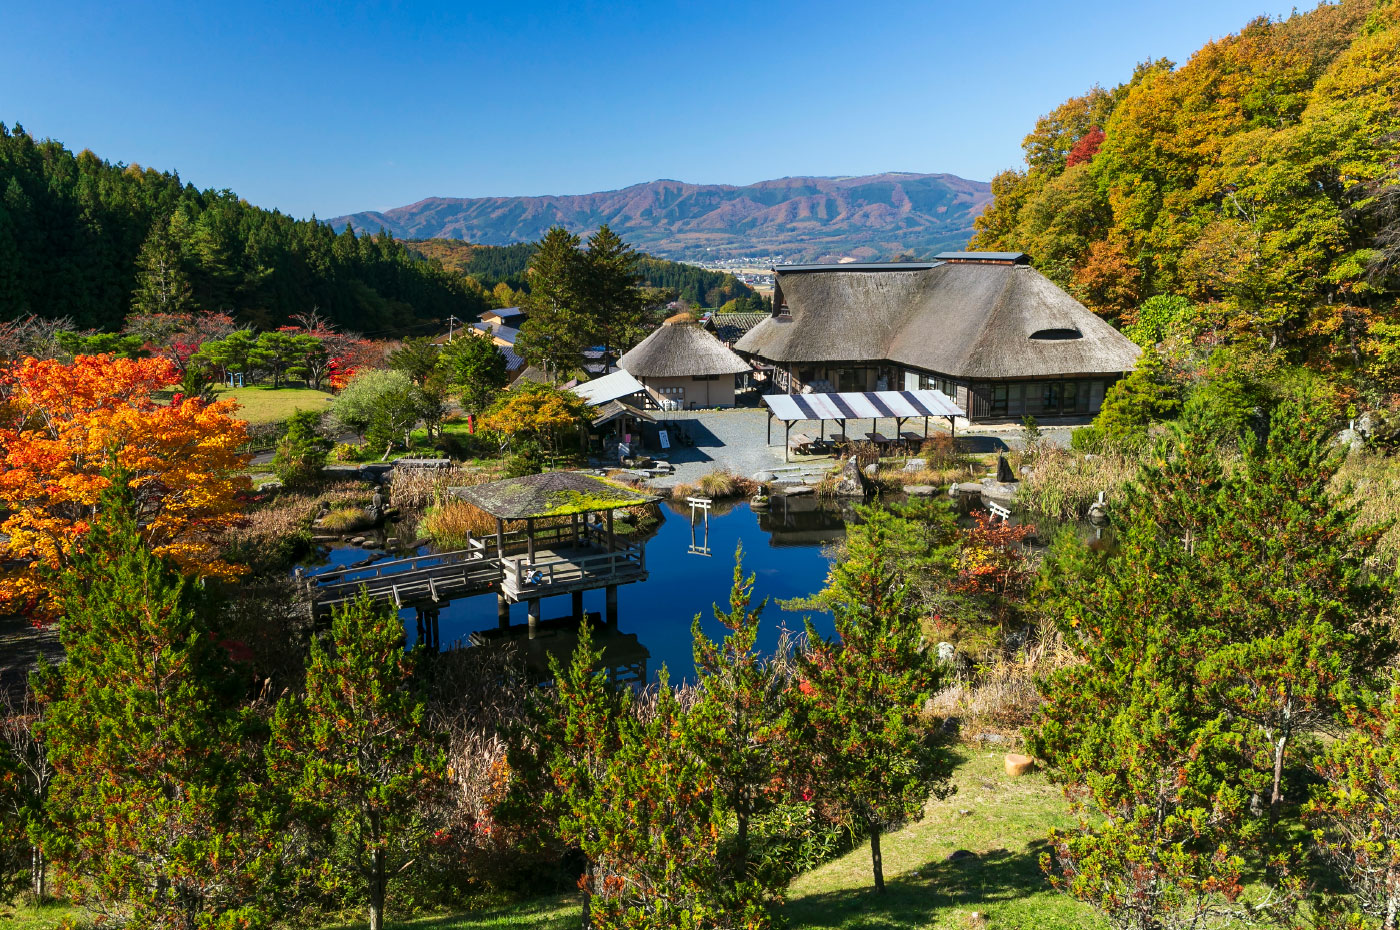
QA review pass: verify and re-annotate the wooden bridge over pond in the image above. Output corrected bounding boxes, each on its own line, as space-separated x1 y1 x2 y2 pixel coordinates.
299 471 658 644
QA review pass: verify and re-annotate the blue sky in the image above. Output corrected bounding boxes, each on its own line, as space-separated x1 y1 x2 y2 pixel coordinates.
2 0 1296 219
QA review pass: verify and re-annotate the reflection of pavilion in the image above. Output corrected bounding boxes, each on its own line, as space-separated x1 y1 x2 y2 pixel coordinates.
450 471 660 639
470 612 649 684
759 494 850 547
303 471 659 645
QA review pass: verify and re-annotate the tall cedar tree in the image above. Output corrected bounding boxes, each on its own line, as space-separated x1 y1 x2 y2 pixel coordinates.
267 592 446 930
1032 402 1389 928
502 619 626 929
131 217 195 319
439 333 509 415
584 225 646 357
1307 671 1400 930
592 675 776 930
518 227 594 379
34 478 279 930
687 544 788 883
794 504 951 893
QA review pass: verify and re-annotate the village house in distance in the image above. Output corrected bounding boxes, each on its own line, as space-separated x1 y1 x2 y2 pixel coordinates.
735 252 1141 421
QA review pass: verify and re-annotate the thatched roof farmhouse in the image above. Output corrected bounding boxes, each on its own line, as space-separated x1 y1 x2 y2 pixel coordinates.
619 321 750 409
734 253 1140 421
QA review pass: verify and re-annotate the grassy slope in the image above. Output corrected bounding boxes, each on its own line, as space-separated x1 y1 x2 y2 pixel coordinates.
3 752 1095 930
216 384 333 425
784 750 1098 929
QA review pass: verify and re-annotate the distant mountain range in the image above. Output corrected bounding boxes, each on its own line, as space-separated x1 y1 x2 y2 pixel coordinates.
329 172 991 263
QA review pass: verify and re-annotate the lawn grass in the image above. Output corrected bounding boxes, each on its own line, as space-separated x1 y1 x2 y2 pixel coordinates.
782 749 1099 929
216 384 333 425
0 898 87 929
320 894 581 930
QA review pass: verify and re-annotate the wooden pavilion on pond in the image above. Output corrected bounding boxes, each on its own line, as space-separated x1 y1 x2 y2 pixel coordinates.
450 471 659 638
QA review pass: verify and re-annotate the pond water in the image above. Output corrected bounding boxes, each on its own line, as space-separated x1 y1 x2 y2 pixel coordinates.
301 498 842 682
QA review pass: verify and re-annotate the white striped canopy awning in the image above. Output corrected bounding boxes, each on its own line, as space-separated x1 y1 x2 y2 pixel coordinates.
762 389 964 422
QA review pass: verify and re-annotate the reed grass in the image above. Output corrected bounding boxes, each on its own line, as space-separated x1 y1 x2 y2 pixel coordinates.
1016 446 1140 522
1333 450 1400 568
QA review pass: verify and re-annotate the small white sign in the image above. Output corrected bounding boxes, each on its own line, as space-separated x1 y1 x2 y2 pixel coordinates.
658 430 671 450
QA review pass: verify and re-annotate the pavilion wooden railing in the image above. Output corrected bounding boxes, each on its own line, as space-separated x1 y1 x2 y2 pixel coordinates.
502 536 646 597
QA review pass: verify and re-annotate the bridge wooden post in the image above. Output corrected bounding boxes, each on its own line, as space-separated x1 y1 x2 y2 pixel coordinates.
606 509 615 552
572 590 584 623
605 585 618 627
527 599 540 639
495 517 504 559
526 518 535 563
497 594 510 628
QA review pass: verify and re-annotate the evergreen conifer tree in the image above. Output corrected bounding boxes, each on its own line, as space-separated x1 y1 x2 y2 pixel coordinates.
687 545 788 883
34 477 279 929
517 227 593 379
794 505 952 893
267 592 446 930
131 217 195 318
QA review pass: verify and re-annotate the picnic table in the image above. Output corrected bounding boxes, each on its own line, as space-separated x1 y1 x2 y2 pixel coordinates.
787 433 816 454
865 431 892 446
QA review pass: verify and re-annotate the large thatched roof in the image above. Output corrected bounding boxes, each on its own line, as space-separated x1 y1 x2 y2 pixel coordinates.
734 262 1140 379
620 321 750 378
452 471 659 520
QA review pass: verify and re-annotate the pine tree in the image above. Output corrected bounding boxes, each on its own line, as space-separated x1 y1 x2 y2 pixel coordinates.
584 225 644 355
267 592 446 930
131 217 195 318
1032 402 1387 927
502 620 626 928
592 675 776 930
34 478 279 929
687 544 788 883
794 505 952 893
517 227 593 379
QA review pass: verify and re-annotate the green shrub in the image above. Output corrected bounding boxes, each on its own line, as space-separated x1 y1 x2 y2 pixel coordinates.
746 801 859 886
272 409 331 488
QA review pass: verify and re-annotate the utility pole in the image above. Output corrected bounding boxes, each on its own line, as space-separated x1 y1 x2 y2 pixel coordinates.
446 315 462 342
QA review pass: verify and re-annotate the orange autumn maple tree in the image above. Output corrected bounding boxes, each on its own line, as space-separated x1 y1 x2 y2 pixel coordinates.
0 354 251 616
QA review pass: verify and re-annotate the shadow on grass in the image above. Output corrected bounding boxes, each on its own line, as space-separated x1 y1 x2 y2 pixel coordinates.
784 841 1058 929
313 891 580 930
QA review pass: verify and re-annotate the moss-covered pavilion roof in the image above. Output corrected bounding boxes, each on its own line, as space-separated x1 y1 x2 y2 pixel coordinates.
451 471 659 520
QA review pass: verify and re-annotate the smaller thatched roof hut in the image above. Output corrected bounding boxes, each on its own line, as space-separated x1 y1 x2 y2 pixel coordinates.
620 321 751 378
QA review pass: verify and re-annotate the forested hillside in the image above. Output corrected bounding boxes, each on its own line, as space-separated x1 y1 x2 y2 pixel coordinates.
0 124 488 333
972 0 1400 391
403 237 767 309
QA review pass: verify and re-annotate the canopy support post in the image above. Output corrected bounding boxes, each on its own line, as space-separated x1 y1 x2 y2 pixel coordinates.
606 508 615 553
495 517 505 559
924 416 929 439
766 408 772 446
784 420 792 462
526 518 535 563
947 415 956 439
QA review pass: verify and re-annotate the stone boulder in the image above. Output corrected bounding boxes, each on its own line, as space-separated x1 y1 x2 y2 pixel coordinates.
832 455 865 497
1004 753 1036 778
903 458 927 472
904 484 937 497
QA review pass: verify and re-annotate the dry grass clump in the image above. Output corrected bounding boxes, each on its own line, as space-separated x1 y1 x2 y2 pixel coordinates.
420 499 502 548
388 465 499 512
1016 446 1140 521
670 481 699 501
931 625 1080 743
697 469 759 499
1334 450 1400 569
320 505 373 533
